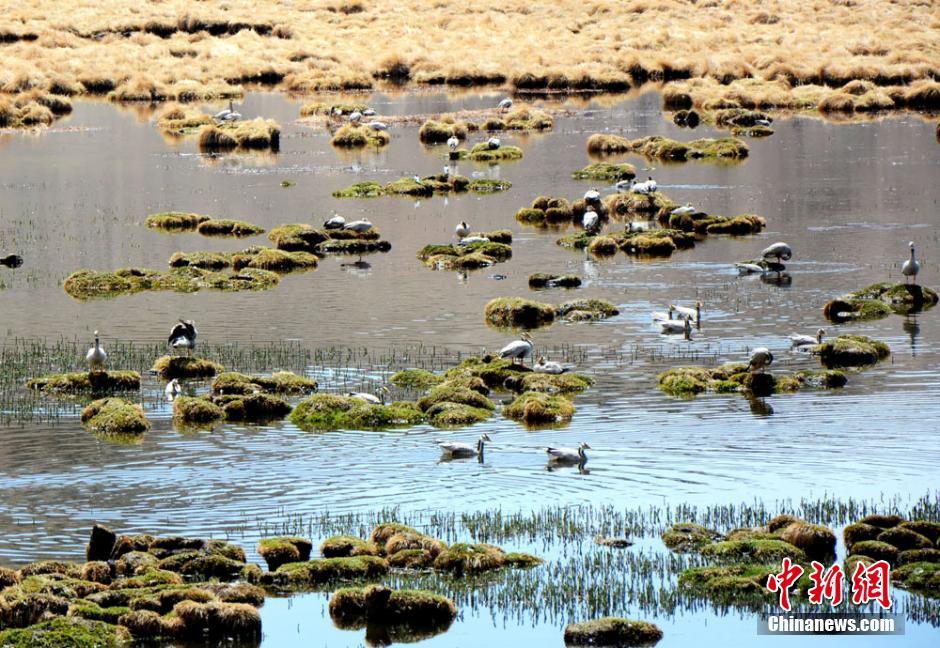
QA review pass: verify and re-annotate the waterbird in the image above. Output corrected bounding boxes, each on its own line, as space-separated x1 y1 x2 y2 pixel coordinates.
627 221 651 233
362 108 376 116
644 176 657 192
546 442 590 463
437 433 491 458
447 135 459 150
659 318 692 337
457 235 489 245
902 241 920 284
630 180 652 194
343 219 374 232
615 178 634 192
498 97 513 111
499 332 534 366
85 331 107 370
348 111 362 123
761 241 793 263
755 118 772 127
323 214 346 229
442 165 450 176
534 356 567 374
487 137 501 150
671 301 702 324
582 210 600 233
748 347 774 373
789 328 825 347
168 320 197 356
368 121 388 131
213 100 239 121
671 203 695 216
584 188 601 203
0 254 23 268
735 262 766 274
347 386 390 405
165 378 182 400
651 309 673 322
455 221 470 238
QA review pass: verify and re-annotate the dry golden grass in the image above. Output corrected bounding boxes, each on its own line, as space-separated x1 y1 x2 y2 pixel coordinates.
0 0 936 129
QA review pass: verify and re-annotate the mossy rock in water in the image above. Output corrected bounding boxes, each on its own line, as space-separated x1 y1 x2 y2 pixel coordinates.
556 231 599 250
80 398 149 437
331 123 390 148
564 616 663 647
168 251 236 270
0 618 126 647
571 162 637 181
416 382 496 412
849 540 899 565
290 394 424 431
484 297 556 329
232 248 318 273
69 600 131 624
265 556 389 587
329 584 456 634
776 522 837 561
442 356 531 390
678 564 775 603
845 554 875 575
390 369 444 390
202 582 265 606
211 371 317 396
64 266 279 300
617 229 695 256
657 367 715 397
555 299 619 321
26 370 141 394
257 537 313 571
467 229 513 244
467 143 523 161
529 273 581 289
843 522 883 551
145 212 210 231
516 197 573 227
877 527 933 551
503 371 592 394
791 369 848 389
332 181 386 198
662 523 722 552
267 224 328 252
702 539 806 564
212 393 292 422
900 520 940 544
159 552 246 582
726 527 779 542
320 536 381 559
823 297 893 322
172 396 224 429
815 335 889 368
196 219 264 237
503 391 575 426
892 562 940 597
587 235 619 256
387 549 435 569
166 600 261 640
152 355 223 380
603 191 677 219
385 532 447 557
898 549 940 566
418 118 468 143
845 282 939 314
433 543 505 575
504 552 544 568
859 513 905 528
702 214 767 235
418 241 512 271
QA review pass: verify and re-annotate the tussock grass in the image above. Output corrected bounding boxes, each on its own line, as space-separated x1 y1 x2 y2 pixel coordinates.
331 123 390 148
587 133 748 160
198 119 280 152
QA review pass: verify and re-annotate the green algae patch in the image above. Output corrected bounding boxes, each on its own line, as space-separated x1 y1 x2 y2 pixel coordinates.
172 396 224 429
332 181 386 198
678 564 775 603
390 369 444 390
418 241 512 271
331 123 390 148
145 212 210 231
484 297 556 329
702 539 807 563
893 562 940 598
571 162 636 181
63 266 279 300
290 394 425 432
433 543 506 575
503 372 592 394
80 398 149 437
152 356 223 380
467 142 523 162
266 556 389 587
504 392 575 426
814 335 890 368
320 536 381 558
196 219 265 238
257 537 313 571
564 617 663 647
212 371 318 395
827 283 940 320
662 523 721 552
27 370 140 394
555 299 619 322
0 618 126 648
529 273 581 289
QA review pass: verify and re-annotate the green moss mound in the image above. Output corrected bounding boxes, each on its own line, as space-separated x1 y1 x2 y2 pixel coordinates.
257 537 313 571
849 540 899 565
172 396 224 429
555 299 619 321
266 556 389 587
333 175 509 198
418 241 512 270
290 394 424 431
63 266 279 300
145 212 210 231
387 549 435 569
571 162 636 181
701 539 806 563
484 297 556 329
320 536 381 559
662 523 721 552
823 297 892 322
80 398 150 437
332 181 386 198
503 392 575 426
529 273 581 289
899 549 940 566
658 365 845 397
267 224 328 252
196 219 265 238
503 372 592 394
331 123 390 148
846 282 939 314
515 196 573 227
893 562 940 597
587 133 747 160
211 371 317 395
843 522 883 551
329 585 456 636
232 248 318 273
433 543 505 575
27 370 140 394
212 393 292 422
418 118 467 143
152 356 223 380
389 369 444 390
603 191 677 220
0 618 124 648
815 335 890 368
900 521 940 544
168 251 236 270
416 382 496 412
199 118 280 152
678 564 775 603
468 143 524 161
776 521 836 560
876 527 932 551
442 356 531 390
564 617 663 647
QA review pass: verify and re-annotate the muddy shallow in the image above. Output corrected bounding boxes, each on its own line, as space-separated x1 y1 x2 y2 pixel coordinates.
0 89 938 646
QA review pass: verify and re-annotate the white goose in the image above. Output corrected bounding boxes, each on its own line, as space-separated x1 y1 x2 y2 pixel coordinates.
85 331 107 370
583 188 601 203
748 348 774 373
789 328 825 347
168 320 197 356
671 301 703 324
651 309 673 322
615 178 634 192
499 332 534 366
447 135 460 150
348 111 362 123
671 203 696 216
347 386 390 405
498 97 513 111
735 262 766 274
902 241 920 284
582 210 600 233
487 137 501 150
627 221 651 233
458 235 490 245
437 433 492 458
534 356 567 374
343 219 374 232
165 378 182 400
368 121 388 131
546 442 590 463
659 318 693 337
363 108 376 117
455 221 471 238
644 176 657 192
761 242 793 263
323 214 346 229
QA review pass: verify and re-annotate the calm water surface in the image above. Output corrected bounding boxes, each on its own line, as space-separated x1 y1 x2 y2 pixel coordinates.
0 89 938 646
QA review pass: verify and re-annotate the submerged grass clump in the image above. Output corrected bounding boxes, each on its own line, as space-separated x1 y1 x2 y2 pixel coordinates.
333 175 510 198
825 283 939 321
63 266 280 300
173 396 224 429
564 617 663 647
466 142 523 162
571 162 637 181
587 134 748 160
657 365 846 397
212 371 317 395
528 273 581 289
418 241 512 271
197 219 265 238
27 370 140 394
503 392 575 426
814 335 890 369
484 297 556 329
289 394 424 432
152 356 224 380
144 212 210 232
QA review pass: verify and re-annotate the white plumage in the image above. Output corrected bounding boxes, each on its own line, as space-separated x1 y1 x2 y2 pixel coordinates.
659 318 692 336
487 137 501 150
902 241 920 284
615 178 634 192
671 301 702 323
582 210 600 233
447 135 460 150
546 442 590 463
458 235 489 245
671 203 695 216
348 111 362 123
498 97 513 111
168 320 197 355
368 121 388 131
534 356 567 374
584 188 601 203
165 378 182 400
627 221 651 233
651 310 673 322
362 108 376 116
455 221 470 238
323 215 346 229
735 262 766 274
499 332 534 365
343 219 374 232
85 331 107 369
789 328 825 346
347 387 390 405
437 433 491 457
748 347 774 373
761 242 793 262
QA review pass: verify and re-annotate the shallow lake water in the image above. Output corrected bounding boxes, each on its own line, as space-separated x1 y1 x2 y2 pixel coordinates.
0 88 938 646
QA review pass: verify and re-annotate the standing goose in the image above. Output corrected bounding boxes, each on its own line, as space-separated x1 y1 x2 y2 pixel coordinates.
168 320 197 356
748 347 774 373
165 378 182 400
447 135 460 150
455 221 471 239
902 241 920 284
761 242 793 263
582 210 600 234
499 332 534 366
534 356 567 374
85 331 107 370
789 328 825 347
437 433 492 458
545 442 590 463
651 309 673 322
347 386 390 405
323 214 346 229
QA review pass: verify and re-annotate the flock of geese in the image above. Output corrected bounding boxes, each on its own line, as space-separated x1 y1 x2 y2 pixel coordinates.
436 432 591 468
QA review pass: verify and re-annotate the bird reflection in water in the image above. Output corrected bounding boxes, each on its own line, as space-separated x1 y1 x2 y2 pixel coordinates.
903 314 920 356
747 396 774 417
761 271 792 287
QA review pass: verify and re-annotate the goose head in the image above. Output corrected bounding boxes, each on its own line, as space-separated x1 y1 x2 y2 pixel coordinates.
520 332 534 344
816 328 826 343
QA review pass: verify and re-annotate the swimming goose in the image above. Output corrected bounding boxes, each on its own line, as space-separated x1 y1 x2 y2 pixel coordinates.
902 241 920 284
347 386 390 405
748 347 774 373
615 178 634 192
546 442 590 463
735 262 766 274
671 203 695 216
498 97 513 111
368 121 388 131
85 331 107 370
631 180 651 194
457 235 490 245
363 108 376 116
651 309 673 322
168 320 197 356
582 210 600 233
348 111 362 123
343 219 374 232
323 214 346 229
455 221 471 238
534 356 567 374
165 378 182 400
761 242 793 263
671 301 703 324
438 433 492 458
447 135 460 150
659 318 692 336
789 328 825 347
499 332 534 366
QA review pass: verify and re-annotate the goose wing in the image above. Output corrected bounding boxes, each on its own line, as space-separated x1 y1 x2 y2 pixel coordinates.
499 340 529 358
168 322 188 344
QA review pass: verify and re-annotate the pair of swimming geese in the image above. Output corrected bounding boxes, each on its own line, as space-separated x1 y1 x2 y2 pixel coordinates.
437 433 590 463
